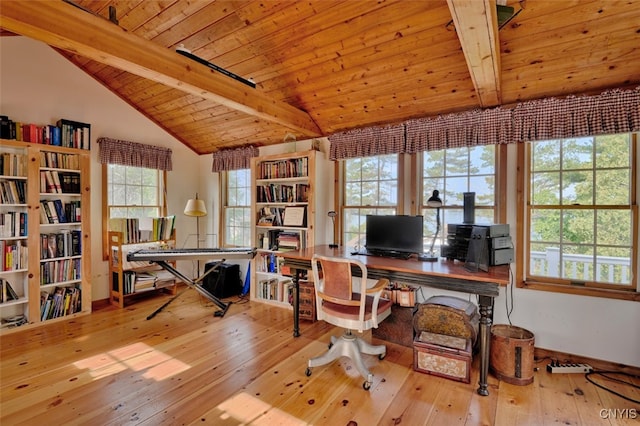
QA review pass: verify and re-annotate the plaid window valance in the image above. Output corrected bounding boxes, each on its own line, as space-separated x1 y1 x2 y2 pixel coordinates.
97 137 173 171
211 146 259 172
329 124 405 160
329 87 639 159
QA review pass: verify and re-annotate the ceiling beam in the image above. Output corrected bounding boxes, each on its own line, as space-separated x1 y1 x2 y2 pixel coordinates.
0 0 322 137
447 0 502 107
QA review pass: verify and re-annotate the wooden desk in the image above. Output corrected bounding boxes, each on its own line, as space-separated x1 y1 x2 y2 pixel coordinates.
279 245 510 396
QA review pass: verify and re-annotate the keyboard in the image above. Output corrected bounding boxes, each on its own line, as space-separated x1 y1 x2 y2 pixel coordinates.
352 248 412 260
127 247 256 262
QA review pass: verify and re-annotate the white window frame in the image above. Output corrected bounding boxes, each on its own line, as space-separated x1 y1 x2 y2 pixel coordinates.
222 168 252 248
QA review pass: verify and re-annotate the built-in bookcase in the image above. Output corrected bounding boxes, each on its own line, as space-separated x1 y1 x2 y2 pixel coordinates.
250 150 327 308
0 139 91 333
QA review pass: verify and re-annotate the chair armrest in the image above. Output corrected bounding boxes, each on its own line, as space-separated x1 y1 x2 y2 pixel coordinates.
366 278 390 294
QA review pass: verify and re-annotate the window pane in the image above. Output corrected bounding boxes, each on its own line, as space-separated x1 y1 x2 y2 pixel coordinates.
561 170 592 205
112 184 127 205
126 167 142 185
596 134 630 168
562 209 594 245
597 210 631 247
531 171 560 205
563 137 593 170
532 140 560 171
527 133 635 288
596 169 629 204
126 185 142 205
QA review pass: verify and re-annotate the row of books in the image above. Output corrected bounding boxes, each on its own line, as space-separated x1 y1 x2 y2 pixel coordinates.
40 231 82 260
118 269 175 295
257 157 308 180
40 286 81 321
0 211 27 238
256 276 294 304
40 170 81 194
0 115 91 150
0 152 26 177
39 199 81 224
0 179 26 204
40 258 81 286
0 278 20 303
256 183 310 203
39 151 80 170
255 252 288 274
109 216 176 244
1 240 27 271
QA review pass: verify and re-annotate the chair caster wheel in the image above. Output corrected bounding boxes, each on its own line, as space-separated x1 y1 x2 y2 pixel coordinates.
363 381 371 390
305 367 312 377
379 353 386 360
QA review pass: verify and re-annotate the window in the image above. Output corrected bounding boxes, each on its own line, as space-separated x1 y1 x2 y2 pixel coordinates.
342 154 399 249
223 168 251 247
102 164 166 257
421 146 497 251
523 133 637 295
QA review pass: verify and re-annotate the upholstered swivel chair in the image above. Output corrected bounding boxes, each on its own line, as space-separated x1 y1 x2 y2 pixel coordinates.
304 254 393 390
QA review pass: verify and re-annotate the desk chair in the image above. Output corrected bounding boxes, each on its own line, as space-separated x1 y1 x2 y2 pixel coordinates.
305 254 393 390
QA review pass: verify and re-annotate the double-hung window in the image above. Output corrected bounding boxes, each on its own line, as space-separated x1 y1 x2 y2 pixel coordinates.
421 146 498 252
522 133 637 297
342 154 399 249
222 168 251 247
103 164 166 258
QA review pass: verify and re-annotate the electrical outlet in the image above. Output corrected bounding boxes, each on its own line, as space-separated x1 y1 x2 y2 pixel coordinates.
546 363 593 374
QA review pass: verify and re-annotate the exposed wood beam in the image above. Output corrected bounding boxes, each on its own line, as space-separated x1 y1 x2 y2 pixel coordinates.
0 0 322 137
447 0 502 107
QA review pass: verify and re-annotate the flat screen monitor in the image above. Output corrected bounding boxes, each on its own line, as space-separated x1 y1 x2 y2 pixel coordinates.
365 215 424 255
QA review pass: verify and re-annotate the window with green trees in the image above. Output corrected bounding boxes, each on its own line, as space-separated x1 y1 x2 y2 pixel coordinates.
343 154 398 249
223 168 251 247
526 133 636 290
422 146 497 249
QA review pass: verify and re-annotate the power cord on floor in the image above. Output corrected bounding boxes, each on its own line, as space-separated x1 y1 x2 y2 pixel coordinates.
584 370 640 404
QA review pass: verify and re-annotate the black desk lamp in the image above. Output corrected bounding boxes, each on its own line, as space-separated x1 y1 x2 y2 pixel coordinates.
328 211 338 248
425 190 443 261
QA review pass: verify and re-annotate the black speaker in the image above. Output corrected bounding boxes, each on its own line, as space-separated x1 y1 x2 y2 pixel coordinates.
201 263 241 299
463 192 475 224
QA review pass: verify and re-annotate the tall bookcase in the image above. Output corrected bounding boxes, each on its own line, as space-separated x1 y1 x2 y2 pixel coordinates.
0 140 30 328
0 139 91 333
250 150 326 308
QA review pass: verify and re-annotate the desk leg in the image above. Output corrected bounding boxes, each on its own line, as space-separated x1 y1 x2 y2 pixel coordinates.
292 268 301 337
477 295 494 396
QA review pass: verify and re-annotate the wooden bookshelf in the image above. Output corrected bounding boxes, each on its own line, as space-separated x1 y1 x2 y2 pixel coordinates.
0 139 91 333
250 150 327 308
108 228 177 308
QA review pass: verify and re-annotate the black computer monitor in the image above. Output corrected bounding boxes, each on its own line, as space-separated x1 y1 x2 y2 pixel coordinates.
365 215 424 254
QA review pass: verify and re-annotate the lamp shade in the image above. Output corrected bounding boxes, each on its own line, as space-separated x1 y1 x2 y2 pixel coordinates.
427 190 443 208
184 198 207 217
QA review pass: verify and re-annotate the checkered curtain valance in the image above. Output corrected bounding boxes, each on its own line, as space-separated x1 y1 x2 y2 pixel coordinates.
211 146 259 172
329 87 639 159
98 137 173 171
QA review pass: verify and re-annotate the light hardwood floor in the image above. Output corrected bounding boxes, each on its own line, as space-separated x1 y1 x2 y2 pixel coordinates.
1 288 638 425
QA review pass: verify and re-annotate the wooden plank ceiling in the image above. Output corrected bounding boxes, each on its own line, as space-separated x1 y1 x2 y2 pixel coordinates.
1 0 639 155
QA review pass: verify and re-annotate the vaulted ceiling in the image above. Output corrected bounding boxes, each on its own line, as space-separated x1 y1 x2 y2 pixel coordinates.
1 0 639 154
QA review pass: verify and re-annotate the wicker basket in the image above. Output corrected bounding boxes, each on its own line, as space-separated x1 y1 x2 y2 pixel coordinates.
413 296 479 345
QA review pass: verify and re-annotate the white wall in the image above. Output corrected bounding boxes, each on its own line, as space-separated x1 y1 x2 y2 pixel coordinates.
2 36 637 368
0 36 201 301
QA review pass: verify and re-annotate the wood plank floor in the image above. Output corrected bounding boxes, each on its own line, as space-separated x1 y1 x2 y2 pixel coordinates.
1 288 638 425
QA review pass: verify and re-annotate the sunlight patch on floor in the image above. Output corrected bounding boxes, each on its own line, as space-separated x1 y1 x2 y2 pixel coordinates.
72 342 190 381
204 392 308 425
